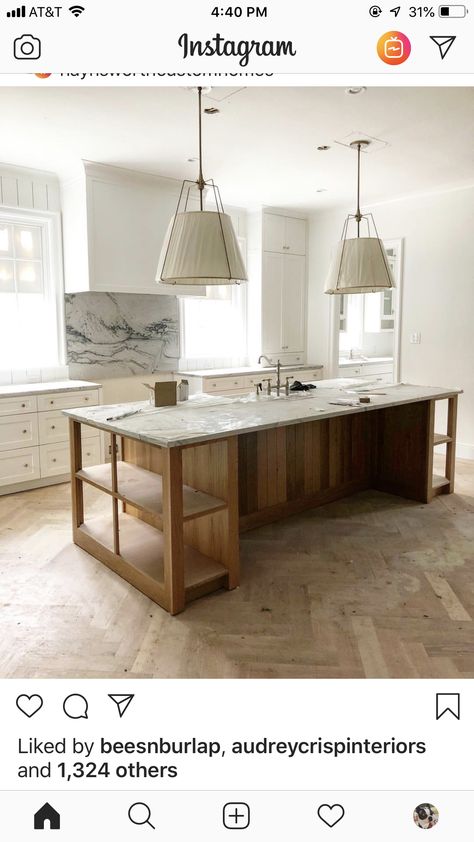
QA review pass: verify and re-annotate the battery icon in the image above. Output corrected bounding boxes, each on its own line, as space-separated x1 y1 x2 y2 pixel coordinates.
439 4 467 15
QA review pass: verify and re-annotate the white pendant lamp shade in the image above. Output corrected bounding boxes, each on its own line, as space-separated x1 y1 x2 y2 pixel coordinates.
158 210 247 285
324 139 394 295
325 236 394 295
156 86 248 287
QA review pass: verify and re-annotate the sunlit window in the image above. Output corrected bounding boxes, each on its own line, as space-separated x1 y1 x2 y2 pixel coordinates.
181 284 247 361
0 214 63 369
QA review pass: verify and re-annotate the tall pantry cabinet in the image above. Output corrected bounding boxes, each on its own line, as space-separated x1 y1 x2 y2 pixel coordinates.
247 211 308 365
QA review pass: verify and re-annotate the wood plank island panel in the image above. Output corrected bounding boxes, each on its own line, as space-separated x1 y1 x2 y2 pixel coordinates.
238 413 374 530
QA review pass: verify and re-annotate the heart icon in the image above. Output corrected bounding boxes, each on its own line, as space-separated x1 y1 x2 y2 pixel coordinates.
16 694 43 718
317 804 345 827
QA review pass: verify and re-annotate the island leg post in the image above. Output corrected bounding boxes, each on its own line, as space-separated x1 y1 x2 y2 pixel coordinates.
69 419 84 530
162 447 185 615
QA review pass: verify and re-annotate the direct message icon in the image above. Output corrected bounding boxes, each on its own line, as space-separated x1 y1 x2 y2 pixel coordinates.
108 693 134 718
436 692 460 720
317 804 345 828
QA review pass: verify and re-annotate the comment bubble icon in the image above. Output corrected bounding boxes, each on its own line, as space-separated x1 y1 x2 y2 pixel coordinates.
63 693 89 719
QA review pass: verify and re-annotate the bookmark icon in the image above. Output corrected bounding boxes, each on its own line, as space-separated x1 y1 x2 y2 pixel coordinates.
108 693 135 718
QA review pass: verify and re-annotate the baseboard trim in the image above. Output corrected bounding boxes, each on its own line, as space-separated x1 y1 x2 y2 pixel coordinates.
457 443 474 461
0 474 70 497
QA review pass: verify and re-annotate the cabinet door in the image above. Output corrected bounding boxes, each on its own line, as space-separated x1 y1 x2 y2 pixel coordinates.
85 170 206 296
261 252 284 355
284 217 306 255
263 214 286 253
281 255 306 353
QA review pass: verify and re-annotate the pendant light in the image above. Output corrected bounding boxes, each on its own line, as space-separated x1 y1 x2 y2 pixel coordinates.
325 140 394 295
157 87 247 286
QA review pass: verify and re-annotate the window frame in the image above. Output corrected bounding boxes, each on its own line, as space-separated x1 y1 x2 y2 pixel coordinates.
0 207 65 369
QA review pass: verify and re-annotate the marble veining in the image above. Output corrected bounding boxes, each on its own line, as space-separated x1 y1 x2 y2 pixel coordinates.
65 292 179 379
63 382 462 449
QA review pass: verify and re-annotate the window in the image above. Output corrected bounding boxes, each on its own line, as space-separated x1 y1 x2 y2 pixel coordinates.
0 211 64 369
180 236 248 364
181 283 247 362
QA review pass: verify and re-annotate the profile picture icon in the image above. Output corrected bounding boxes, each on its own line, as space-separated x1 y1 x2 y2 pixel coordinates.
413 803 439 829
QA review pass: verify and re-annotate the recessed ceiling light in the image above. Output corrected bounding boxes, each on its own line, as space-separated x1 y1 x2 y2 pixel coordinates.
345 86 367 95
317 145 331 151
316 188 328 193
204 107 220 115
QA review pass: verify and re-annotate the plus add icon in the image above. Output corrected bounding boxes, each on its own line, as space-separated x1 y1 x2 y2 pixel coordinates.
223 802 251 829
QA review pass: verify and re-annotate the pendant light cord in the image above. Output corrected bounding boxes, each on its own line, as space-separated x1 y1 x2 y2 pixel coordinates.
197 86 205 210
356 142 361 237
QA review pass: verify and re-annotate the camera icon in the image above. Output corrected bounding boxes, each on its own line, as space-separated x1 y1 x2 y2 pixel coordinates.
14 34 41 60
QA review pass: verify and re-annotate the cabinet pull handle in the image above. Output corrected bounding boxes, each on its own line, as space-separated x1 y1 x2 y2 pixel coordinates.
21 403 26 408
50 400 54 405
84 397 89 401
22 429 27 434
24 463 29 468
52 458 57 463
51 425 55 430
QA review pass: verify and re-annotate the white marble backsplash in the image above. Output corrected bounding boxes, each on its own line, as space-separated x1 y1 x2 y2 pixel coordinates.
65 292 180 380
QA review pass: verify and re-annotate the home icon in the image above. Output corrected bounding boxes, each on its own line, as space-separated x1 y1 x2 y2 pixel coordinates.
34 802 61 830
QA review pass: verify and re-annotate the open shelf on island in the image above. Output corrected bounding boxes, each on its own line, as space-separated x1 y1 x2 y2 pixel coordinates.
432 474 450 490
433 433 452 446
79 513 228 597
77 461 227 521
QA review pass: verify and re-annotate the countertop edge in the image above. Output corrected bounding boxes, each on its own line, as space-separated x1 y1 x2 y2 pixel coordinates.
0 380 102 398
63 385 463 449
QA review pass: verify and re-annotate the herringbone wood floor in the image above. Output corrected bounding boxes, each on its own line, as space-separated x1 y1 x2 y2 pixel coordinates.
0 457 473 678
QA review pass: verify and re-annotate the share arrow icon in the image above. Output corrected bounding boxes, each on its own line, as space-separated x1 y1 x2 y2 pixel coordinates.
108 693 135 718
430 35 457 59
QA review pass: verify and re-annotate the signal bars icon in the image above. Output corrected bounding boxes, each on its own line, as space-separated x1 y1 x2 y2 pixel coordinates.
69 4 85 15
7 5 26 16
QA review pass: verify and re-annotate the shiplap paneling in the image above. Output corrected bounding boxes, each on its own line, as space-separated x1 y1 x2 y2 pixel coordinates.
0 165 60 212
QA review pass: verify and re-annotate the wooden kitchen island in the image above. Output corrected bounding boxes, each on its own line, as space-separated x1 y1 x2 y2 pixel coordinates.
64 382 460 614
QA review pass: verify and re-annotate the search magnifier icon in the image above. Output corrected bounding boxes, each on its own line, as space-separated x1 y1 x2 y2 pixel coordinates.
128 802 156 830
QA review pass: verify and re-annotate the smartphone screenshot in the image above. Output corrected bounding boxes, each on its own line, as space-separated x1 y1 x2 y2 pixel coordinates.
0 1 472 838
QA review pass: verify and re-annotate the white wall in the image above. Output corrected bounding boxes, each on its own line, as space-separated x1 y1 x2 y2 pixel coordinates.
307 185 474 456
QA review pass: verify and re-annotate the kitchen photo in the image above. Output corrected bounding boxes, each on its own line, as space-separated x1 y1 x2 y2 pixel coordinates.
0 85 473 679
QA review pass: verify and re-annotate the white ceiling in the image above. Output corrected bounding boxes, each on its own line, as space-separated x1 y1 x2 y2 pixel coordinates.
1 86 473 211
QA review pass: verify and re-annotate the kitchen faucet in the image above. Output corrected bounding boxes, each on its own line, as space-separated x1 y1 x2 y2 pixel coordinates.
258 354 273 366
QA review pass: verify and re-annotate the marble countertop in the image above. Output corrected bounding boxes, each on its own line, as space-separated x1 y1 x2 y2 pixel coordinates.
63 380 462 449
0 380 102 398
177 363 324 378
338 356 393 367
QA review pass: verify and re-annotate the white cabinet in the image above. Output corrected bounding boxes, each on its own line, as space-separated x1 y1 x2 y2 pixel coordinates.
262 252 306 357
62 162 206 297
0 383 103 494
263 213 306 255
338 362 394 384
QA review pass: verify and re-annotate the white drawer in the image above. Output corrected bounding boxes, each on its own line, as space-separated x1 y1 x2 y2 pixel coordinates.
0 413 39 452
37 389 100 412
0 395 37 416
203 376 245 393
40 436 101 478
339 365 363 378
369 373 394 385
361 363 393 375
39 411 98 445
0 446 40 487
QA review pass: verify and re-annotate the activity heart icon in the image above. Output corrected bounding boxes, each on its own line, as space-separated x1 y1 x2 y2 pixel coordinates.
16 694 43 718
317 803 345 827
